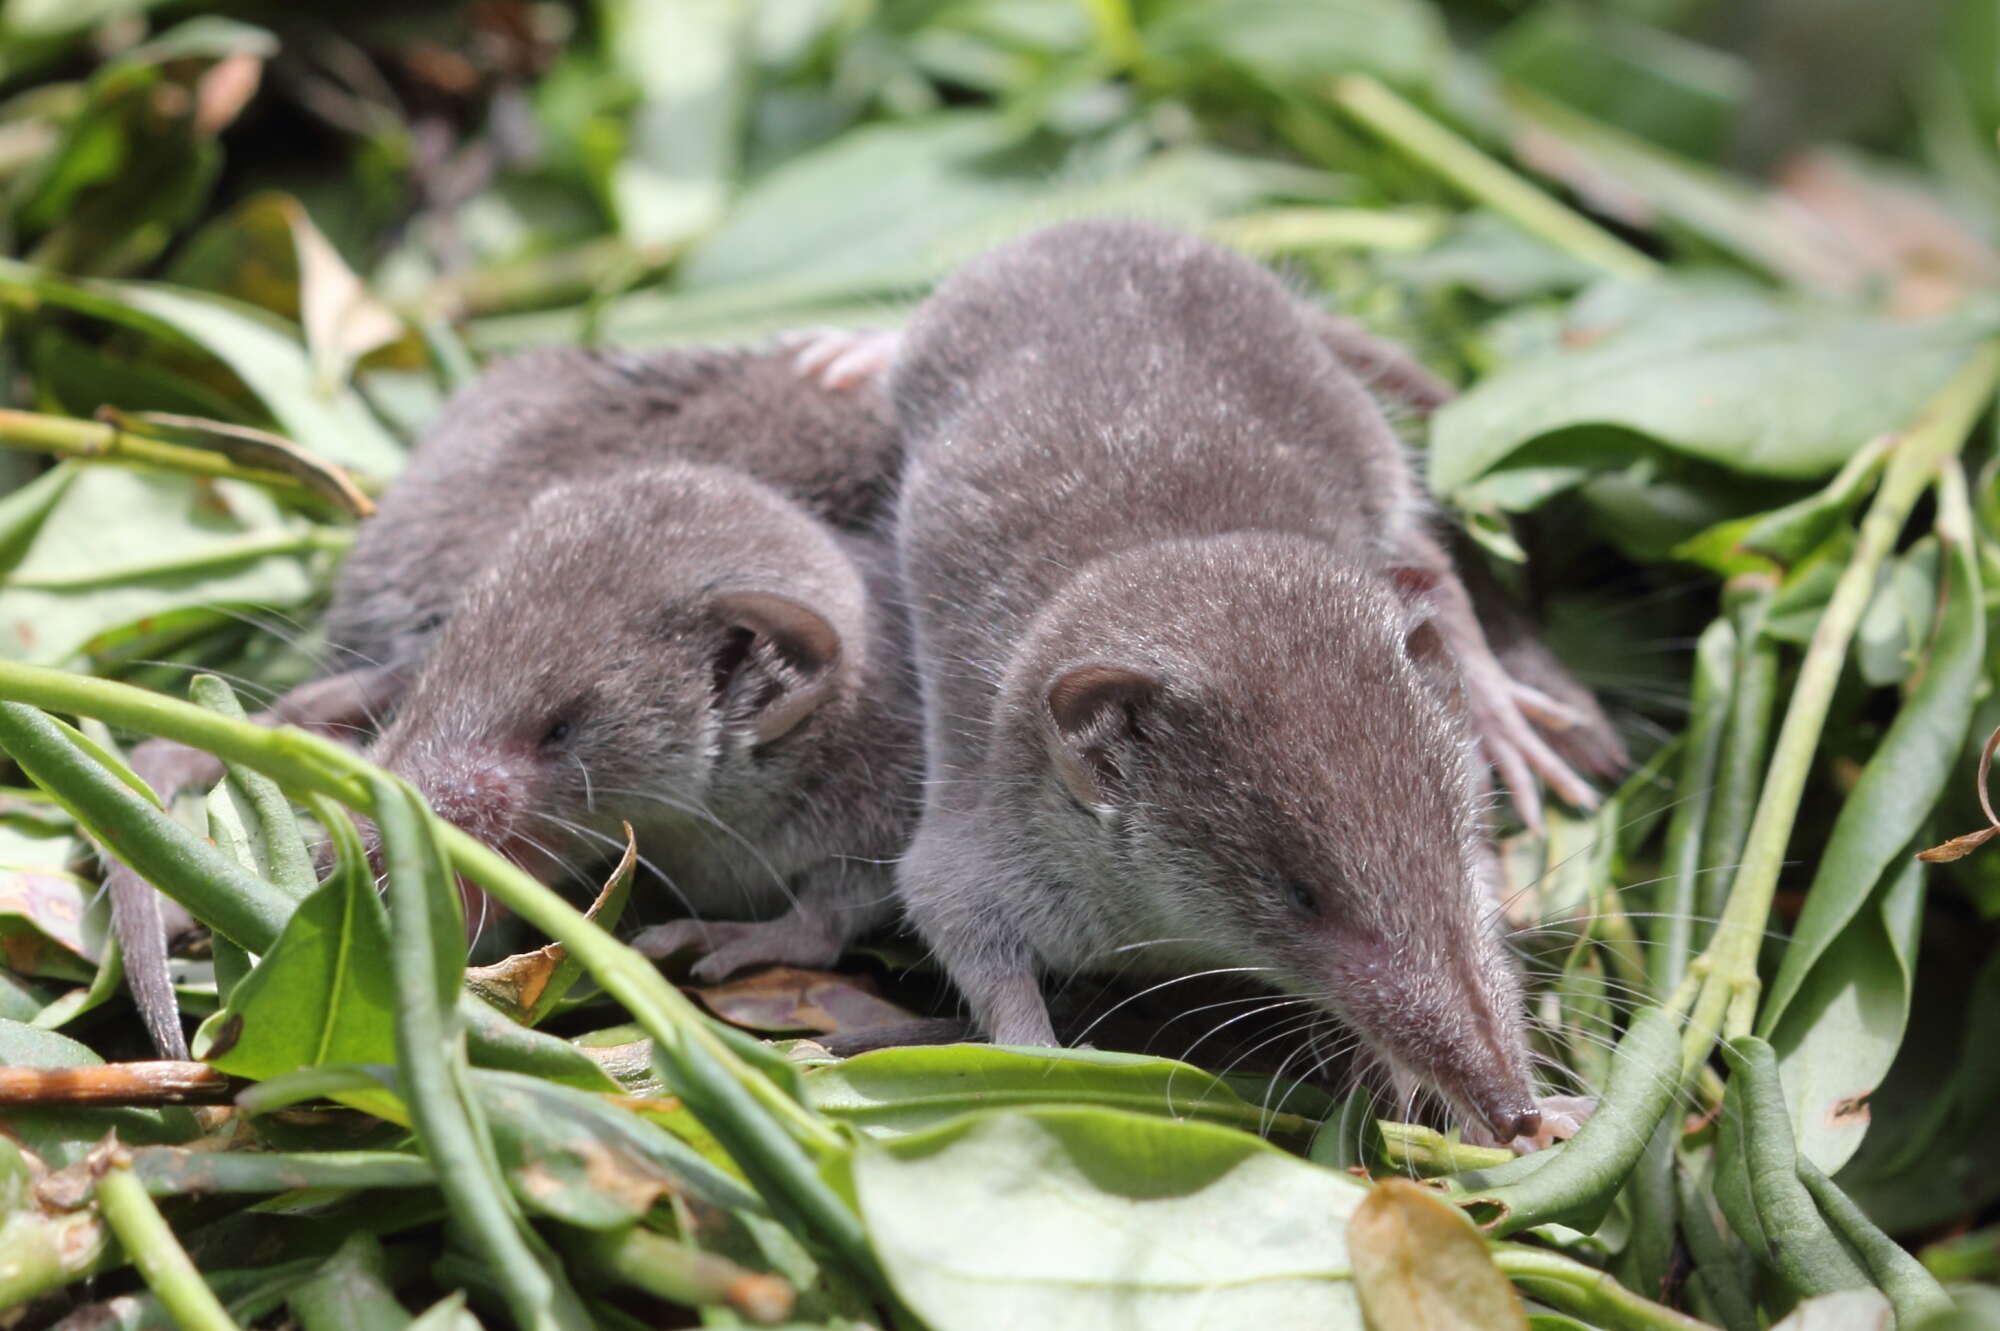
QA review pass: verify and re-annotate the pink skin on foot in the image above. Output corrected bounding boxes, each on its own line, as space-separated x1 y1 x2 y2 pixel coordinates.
784 327 902 392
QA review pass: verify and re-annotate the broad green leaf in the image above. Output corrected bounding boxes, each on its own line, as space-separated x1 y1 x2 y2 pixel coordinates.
1490 4 1748 160
470 1067 764 1227
1428 281 1997 496
805 1043 1318 1140
195 865 398 1081
1141 0 1445 92
0 1011 99 1064
0 260 402 471
102 281 404 472
1349 1178 1528 1330
0 819 96 981
1855 538 1939 686
672 112 1043 293
852 1108 1369 1331
0 466 319 668
669 110 1320 303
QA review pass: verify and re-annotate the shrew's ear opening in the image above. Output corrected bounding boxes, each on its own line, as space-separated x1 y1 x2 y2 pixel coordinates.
1384 565 1450 670
710 589 844 744
1044 663 1160 807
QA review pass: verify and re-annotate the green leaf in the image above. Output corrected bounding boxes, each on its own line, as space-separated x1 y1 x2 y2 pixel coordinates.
0 260 402 472
0 467 319 668
470 1067 764 1227
805 1043 1317 1140
0 701 290 952
191 675 316 898
0 1011 101 1064
1854 539 1938 687
0 817 97 982
1349 1177 1529 1330
1141 0 1446 92
1428 281 1998 496
1761 498 1983 1172
195 866 398 1081
286 1233 413 1331
608 117 1319 342
601 0 747 248
852 1108 1369 1330
455 993 620 1092
1714 1038 1871 1298
128 1147 432 1198
1797 1158 1955 1327
369 776 590 1331
1489 4 1748 160
1450 1008 1682 1236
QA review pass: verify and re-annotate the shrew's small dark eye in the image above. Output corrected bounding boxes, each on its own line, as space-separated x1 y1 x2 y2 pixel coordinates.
415 612 444 634
541 719 575 747
1285 880 1320 917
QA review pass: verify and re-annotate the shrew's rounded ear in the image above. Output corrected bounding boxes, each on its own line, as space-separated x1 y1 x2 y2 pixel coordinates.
1044 663 1160 807
710 590 844 744
1384 565 1450 669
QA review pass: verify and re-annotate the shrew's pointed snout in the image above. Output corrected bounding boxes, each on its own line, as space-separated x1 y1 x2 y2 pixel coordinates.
1497 1105 1540 1144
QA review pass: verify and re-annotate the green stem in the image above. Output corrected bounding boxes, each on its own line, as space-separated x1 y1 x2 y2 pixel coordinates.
5 530 350 590
372 775 590 1331
129 1146 432 1196
1326 75 1660 281
1590 886 1650 999
0 409 326 500
1495 1246 1715 1331
96 1148 243 1331
1695 579 1778 935
1377 1122 1513 1174
1682 341 2000 1075
0 1207 112 1307
1653 620 1732 996
568 1226 794 1325
1207 206 1449 257
424 238 683 321
0 660 878 1288
0 703 293 949
1079 0 1143 72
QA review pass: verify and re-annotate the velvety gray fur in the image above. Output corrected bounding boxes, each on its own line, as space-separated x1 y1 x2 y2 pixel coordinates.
111 344 911 1053
324 344 903 682
371 461 919 973
887 218 1545 1138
